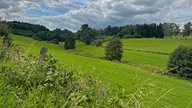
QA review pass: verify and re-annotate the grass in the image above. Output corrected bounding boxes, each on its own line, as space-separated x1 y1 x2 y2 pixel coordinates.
123 50 168 69
62 41 168 70
64 38 192 70
121 38 192 53
10 34 192 107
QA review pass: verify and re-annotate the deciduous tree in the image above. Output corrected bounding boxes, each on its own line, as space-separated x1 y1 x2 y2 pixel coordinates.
183 22 192 37
105 38 123 61
64 36 75 50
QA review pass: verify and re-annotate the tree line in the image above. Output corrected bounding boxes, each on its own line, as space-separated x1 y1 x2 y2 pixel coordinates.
7 21 192 46
8 21 74 44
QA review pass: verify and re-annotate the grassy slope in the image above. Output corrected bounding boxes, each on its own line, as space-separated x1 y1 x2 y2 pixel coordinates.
122 38 192 53
64 42 168 69
12 34 192 107
67 38 192 70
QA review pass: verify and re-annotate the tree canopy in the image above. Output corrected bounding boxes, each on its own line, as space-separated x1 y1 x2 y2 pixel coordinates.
183 22 192 37
76 24 97 45
105 38 123 61
162 23 180 36
168 46 192 79
64 36 75 50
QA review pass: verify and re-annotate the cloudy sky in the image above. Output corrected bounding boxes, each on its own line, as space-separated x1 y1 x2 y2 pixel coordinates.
0 0 192 31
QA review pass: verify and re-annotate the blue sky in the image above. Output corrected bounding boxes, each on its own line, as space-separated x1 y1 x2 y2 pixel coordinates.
0 0 192 31
25 3 69 17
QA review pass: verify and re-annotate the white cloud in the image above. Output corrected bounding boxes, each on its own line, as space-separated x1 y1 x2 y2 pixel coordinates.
0 0 192 31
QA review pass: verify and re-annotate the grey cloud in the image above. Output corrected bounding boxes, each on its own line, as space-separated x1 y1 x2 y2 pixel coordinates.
0 0 192 31
0 1 10 9
132 0 157 6
43 0 85 9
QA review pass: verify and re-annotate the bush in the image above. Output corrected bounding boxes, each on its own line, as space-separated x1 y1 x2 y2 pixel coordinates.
167 45 192 79
91 39 102 47
49 39 59 44
105 38 123 61
64 36 75 50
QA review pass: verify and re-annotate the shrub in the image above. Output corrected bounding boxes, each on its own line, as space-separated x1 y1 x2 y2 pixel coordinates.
105 38 123 61
64 36 75 50
49 39 59 44
91 39 102 47
167 45 192 79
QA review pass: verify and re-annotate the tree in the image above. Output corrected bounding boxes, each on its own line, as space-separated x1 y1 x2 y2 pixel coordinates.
121 25 135 37
64 36 75 50
117 32 123 38
104 25 112 36
77 24 97 45
167 45 192 79
162 23 180 36
183 22 192 37
156 24 164 38
105 38 123 61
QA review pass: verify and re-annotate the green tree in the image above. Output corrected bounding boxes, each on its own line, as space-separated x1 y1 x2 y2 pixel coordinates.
105 38 123 61
104 25 112 36
77 24 97 45
64 36 75 50
167 45 192 79
183 22 192 37
162 23 180 36
157 23 164 38
121 25 135 37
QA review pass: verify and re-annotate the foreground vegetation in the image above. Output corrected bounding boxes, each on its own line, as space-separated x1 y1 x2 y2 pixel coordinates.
1 41 147 107
7 35 192 107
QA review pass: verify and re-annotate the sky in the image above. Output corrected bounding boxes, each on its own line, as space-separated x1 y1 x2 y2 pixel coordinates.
0 0 192 31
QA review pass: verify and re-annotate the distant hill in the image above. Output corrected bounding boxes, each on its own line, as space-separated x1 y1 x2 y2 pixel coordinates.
8 21 74 43
8 21 49 37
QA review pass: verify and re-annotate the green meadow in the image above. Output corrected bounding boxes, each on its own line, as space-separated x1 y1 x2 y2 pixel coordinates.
121 38 192 53
9 34 192 107
65 38 192 70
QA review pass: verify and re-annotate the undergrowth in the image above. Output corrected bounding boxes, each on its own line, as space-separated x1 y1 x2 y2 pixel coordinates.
0 44 164 107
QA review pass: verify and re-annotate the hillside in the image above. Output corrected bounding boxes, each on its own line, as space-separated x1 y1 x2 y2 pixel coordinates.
61 38 192 72
10 34 192 107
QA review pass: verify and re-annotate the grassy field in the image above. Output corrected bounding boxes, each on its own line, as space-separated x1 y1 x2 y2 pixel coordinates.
63 38 192 71
121 38 192 53
10 34 192 107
